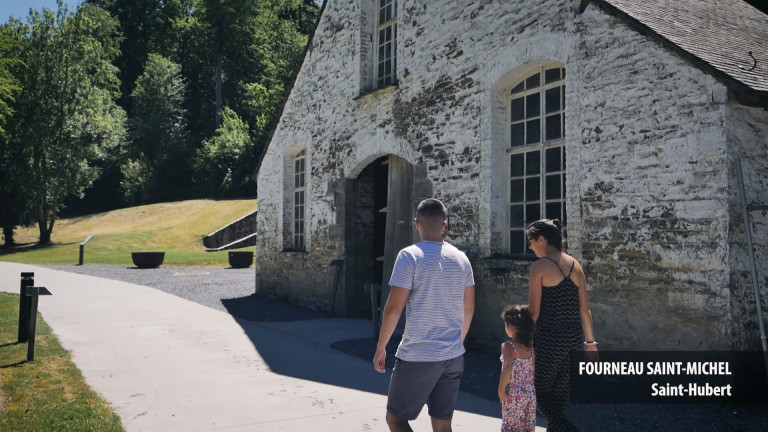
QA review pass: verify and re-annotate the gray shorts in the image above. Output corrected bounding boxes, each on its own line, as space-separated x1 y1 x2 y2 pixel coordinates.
386 355 464 421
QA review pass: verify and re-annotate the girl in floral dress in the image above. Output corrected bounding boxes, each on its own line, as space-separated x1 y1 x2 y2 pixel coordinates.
499 304 536 432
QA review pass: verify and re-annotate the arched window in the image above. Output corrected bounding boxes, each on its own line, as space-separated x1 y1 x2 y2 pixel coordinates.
508 66 566 254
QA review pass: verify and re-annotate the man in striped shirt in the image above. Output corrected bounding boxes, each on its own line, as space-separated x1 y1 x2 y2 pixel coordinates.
373 198 476 432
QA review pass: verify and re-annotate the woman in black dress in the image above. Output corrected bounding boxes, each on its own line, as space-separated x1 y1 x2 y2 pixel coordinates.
526 219 597 432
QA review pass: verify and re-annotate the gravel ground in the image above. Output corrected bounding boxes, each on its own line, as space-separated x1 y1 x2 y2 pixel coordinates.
47 264 768 431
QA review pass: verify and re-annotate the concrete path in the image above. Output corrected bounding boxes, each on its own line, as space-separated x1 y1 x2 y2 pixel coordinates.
0 262 540 431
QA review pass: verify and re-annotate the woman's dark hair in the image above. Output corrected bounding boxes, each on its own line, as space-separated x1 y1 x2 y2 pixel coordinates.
501 304 535 347
525 219 563 251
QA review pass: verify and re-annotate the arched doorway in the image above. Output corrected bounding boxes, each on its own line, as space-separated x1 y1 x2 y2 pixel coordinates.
344 155 414 329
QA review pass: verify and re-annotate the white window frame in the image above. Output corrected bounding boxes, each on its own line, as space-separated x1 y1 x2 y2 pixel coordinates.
293 149 306 251
374 0 397 88
508 66 566 255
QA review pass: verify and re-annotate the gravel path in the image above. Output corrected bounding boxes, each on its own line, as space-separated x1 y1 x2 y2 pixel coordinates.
47 264 768 431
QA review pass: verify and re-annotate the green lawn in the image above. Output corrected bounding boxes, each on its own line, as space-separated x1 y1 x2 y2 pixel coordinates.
0 199 257 266
0 292 125 431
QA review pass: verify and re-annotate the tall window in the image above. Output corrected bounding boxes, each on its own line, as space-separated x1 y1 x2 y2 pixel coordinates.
294 149 306 250
509 66 566 254
376 0 397 88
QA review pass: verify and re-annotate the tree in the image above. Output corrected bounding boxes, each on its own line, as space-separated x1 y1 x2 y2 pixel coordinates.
193 106 252 196
126 53 188 203
7 2 126 244
0 29 25 246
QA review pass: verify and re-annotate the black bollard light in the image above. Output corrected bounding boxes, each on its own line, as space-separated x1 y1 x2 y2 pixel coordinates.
25 286 52 362
18 272 34 342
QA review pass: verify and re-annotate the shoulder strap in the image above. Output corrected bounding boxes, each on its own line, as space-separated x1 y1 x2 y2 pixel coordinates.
542 256 566 277
567 260 575 277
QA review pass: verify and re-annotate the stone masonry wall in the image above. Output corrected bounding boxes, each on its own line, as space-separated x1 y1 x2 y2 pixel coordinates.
726 104 768 350
257 0 760 351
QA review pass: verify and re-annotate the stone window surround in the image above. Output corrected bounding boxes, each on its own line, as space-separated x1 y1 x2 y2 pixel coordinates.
489 61 567 258
283 144 311 252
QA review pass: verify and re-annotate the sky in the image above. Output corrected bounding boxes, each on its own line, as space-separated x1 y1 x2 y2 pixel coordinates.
0 0 81 24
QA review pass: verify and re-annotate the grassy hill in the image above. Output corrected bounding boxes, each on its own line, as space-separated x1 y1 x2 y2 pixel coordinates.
0 199 257 266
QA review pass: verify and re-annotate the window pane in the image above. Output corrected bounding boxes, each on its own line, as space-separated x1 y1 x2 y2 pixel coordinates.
526 151 540 175
510 97 524 121
526 203 540 223
545 68 561 84
526 73 540 90
510 230 524 254
384 59 391 75
546 114 562 140
511 82 524 95
510 179 524 202
546 174 561 199
526 119 540 144
385 26 391 42
526 93 540 119
526 177 540 201
545 87 561 113
510 154 524 177
510 204 524 226
546 202 562 220
511 123 524 147
562 68 566 79
378 62 385 78
562 84 566 108
379 44 385 59
545 147 561 172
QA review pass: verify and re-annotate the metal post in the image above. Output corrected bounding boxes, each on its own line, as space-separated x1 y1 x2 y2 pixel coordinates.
24 286 52 362
18 272 34 342
736 158 768 393
329 259 344 315
79 235 93 265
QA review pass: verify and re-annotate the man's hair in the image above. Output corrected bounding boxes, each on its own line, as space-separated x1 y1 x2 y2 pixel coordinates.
415 198 447 232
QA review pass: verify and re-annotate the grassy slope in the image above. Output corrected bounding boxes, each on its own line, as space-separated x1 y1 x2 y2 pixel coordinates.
0 199 257 266
0 292 124 431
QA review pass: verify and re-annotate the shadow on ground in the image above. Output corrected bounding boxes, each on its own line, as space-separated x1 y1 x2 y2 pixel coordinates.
220 293 500 419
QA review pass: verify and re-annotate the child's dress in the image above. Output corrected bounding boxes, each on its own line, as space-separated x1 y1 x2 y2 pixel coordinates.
501 346 536 432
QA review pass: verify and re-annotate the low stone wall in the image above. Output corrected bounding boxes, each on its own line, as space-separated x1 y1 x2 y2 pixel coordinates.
204 210 258 250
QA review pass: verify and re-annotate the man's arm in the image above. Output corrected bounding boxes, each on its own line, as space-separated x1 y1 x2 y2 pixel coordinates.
373 286 410 373
461 285 475 343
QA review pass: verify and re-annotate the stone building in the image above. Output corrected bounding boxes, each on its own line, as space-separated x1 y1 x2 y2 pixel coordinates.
255 0 768 351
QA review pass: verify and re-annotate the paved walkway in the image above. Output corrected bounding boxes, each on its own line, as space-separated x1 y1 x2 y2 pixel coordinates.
0 262 540 431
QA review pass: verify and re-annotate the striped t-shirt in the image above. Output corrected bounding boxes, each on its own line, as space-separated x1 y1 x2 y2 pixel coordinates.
389 240 475 362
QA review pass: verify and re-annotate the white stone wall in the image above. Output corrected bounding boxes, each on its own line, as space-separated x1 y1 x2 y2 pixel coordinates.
257 0 764 350
726 104 768 349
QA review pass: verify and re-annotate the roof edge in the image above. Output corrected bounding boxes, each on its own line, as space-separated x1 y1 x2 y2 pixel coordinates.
588 0 768 109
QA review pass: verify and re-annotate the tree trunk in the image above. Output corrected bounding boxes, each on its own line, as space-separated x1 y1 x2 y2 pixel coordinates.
215 56 223 128
1 225 14 247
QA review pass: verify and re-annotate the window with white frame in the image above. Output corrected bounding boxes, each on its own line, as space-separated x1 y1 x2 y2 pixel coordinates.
293 149 306 251
508 66 566 254
375 0 397 88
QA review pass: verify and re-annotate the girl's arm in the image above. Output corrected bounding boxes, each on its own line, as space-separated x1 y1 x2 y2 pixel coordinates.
498 342 516 403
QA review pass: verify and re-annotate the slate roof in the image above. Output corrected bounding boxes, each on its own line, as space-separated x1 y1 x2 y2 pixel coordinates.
597 0 768 94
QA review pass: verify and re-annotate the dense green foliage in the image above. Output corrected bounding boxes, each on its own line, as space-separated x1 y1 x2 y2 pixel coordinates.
0 0 320 246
